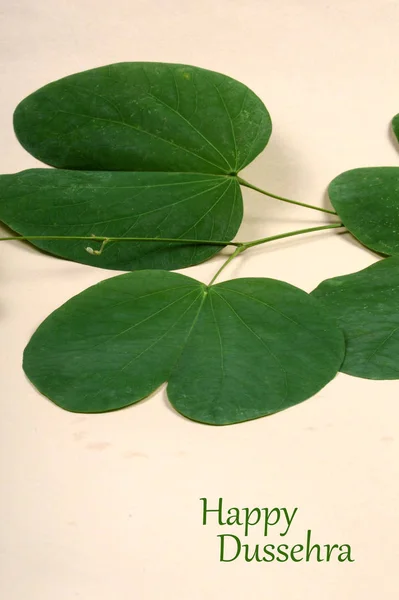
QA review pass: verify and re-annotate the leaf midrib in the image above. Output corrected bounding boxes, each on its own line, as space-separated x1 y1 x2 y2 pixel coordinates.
53 108 232 174
62 77 235 173
212 289 289 405
12 179 231 229
78 289 204 406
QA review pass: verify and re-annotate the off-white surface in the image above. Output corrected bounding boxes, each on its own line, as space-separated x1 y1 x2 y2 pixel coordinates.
1 1 399 598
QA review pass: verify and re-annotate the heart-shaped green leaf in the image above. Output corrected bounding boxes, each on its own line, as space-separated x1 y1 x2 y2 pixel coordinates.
312 257 399 379
0 169 242 271
13 62 271 174
328 167 399 256
23 270 344 425
7 63 271 270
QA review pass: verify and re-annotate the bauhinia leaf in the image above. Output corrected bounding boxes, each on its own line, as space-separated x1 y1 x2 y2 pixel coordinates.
23 270 344 425
328 167 399 256
312 257 399 379
5 62 271 269
13 62 271 174
392 113 399 145
0 169 242 271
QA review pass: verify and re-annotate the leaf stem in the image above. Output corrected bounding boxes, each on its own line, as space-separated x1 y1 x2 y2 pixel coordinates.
0 224 344 259
244 223 344 249
237 176 337 216
207 223 345 285
208 246 247 285
0 235 243 248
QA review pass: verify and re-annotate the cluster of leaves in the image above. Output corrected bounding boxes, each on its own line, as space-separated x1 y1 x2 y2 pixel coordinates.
1 62 399 425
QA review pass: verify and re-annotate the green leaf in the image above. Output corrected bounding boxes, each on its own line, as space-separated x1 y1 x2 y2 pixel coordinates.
13 62 271 174
0 169 242 271
392 113 399 145
312 257 399 379
328 167 399 256
23 270 344 425
7 62 269 270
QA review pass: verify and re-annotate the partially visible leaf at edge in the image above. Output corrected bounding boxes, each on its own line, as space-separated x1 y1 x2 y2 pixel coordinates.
23 270 345 425
392 113 399 146
13 62 271 173
0 169 242 271
312 257 399 380
329 167 399 256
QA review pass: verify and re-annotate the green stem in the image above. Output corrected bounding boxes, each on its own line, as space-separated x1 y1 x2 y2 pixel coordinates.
245 223 344 248
207 223 344 285
1 224 345 287
237 176 337 216
208 246 246 286
0 235 242 248
0 225 344 259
